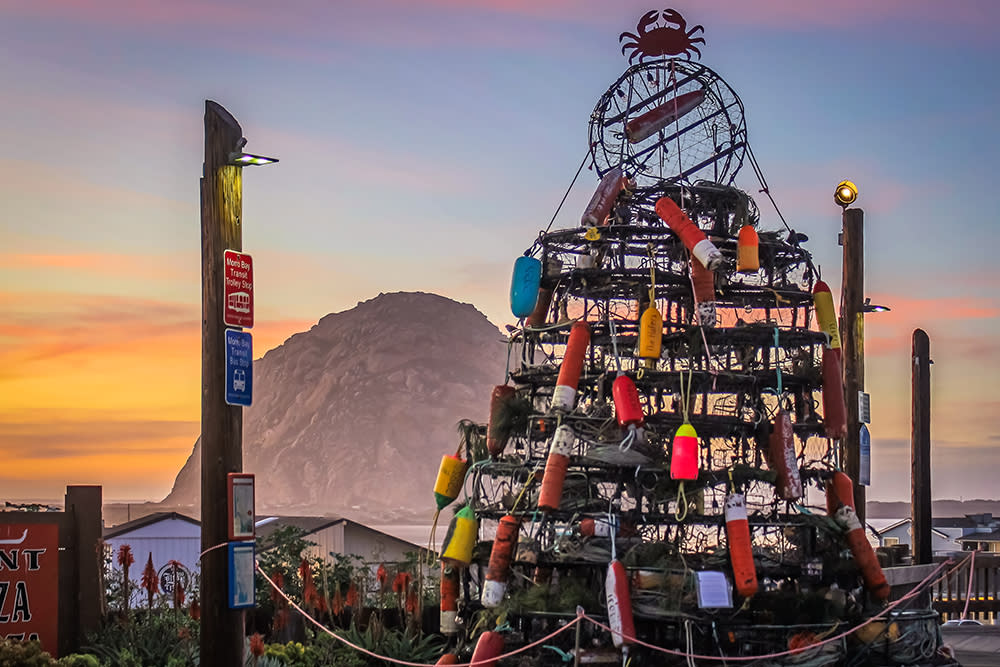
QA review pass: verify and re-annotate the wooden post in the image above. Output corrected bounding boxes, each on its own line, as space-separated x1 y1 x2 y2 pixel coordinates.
200 100 245 666
65 486 103 647
840 208 866 523
911 329 932 565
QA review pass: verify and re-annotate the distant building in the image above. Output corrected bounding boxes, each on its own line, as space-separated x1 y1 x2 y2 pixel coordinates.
254 515 424 564
102 512 424 607
103 511 200 608
874 513 1000 555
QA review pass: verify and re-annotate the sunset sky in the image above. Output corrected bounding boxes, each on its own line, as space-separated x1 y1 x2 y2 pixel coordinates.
1 0 997 503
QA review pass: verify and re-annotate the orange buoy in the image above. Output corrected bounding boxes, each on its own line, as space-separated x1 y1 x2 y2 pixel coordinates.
724 493 758 597
482 515 520 607
768 409 802 500
737 225 759 273
538 424 575 511
470 631 505 667
836 505 890 600
526 286 554 328
626 89 706 144
486 384 518 459
826 471 855 515
690 256 716 327
435 654 458 665
551 321 590 413
582 167 628 227
606 559 636 648
439 563 460 635
654 196 723 270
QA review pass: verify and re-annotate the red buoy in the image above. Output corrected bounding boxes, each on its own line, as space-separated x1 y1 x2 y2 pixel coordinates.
670 423 699 481
606 559 636 648
626 89 706 144
821 348 847 439
613 374 645 448
768 409 802 500
582 167 628 227
690 256 716 327
469 631 505 667
439 563 459 635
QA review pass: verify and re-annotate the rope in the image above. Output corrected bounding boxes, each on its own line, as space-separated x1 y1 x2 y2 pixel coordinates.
961 549 977 620
773 327 783 397
197 542 229 561
258 562 582 667
543 149 592 235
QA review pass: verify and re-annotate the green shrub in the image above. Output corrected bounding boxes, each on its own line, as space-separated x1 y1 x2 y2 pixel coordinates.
0 638 57 667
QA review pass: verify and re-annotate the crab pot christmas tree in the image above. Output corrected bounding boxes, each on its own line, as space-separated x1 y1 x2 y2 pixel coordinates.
429 8 946 667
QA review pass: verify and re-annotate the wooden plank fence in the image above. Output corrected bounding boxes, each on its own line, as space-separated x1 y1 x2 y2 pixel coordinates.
933 553 1000 623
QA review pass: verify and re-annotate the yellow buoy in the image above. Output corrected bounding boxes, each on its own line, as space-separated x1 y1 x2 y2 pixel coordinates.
440 505 477 567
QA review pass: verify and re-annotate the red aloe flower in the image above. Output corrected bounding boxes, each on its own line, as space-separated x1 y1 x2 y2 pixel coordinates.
299 558 319 610
189 597 201 621
316 592 328 614
117 544 135 568
249 632 266 657
345 582 359 608
376 563 388 590
273 608 288 631
270 570 285 604
332 587 344 616
392 571 411 594
405 589 418 615
140 553 159 609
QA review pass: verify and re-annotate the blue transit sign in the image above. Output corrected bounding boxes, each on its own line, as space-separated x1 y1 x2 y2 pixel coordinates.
225 328 252 406
859 424 871 487
228 541 256 609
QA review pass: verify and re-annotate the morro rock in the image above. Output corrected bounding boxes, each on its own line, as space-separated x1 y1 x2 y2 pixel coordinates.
162 292 507 522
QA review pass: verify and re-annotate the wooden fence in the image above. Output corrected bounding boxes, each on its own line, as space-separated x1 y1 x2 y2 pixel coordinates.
933 553 1000 623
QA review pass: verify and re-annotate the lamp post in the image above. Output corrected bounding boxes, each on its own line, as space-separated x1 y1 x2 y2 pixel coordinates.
200 101 276 666
835 180 866 524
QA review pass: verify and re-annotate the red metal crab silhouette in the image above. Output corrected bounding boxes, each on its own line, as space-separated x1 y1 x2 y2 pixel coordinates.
619 9 705 63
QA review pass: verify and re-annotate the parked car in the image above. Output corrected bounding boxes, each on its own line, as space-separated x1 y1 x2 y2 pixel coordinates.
942 619 983 627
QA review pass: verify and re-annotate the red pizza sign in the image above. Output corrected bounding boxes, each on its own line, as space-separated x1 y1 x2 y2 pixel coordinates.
0 523 58 651
224 250 254 328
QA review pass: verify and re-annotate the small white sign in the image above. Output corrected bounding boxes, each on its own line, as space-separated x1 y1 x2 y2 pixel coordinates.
859 392 871 424
695 571 732 609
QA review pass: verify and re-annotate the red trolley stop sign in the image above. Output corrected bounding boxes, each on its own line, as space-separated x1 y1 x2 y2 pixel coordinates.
224 250 253 328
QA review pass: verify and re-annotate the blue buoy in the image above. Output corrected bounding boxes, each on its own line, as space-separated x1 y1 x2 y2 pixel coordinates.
509 255 542 318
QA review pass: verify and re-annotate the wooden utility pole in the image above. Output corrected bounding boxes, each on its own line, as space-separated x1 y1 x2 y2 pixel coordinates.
200 100 245 666
841 208 866 523
911 329 932 565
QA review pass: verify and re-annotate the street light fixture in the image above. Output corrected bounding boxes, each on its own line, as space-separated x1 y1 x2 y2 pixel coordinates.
862 298 890 313
834 180 858 208
229 152 279 166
